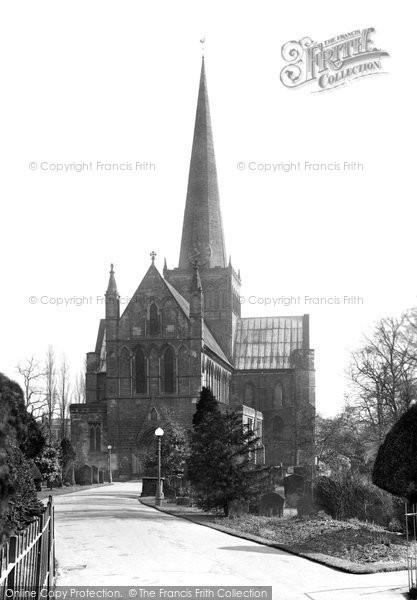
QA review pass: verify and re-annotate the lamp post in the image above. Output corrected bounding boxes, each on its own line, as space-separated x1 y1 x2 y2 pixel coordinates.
154 427 164 506
107 445 113 484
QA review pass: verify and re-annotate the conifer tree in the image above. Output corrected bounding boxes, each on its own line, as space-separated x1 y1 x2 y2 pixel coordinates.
188 388 261 515
192 386 220 428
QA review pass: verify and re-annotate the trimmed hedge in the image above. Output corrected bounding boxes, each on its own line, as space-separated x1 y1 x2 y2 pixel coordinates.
372 405 417 502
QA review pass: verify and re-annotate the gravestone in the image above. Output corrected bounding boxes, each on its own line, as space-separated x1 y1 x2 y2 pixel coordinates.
283 474 305 508
176 497 191 506
92 466 99 484
75 464 92 485
259 492 284 517
141 477 165 496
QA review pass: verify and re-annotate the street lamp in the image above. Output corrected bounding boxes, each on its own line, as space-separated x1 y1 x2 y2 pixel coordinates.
154 427 164 506
107 445 113 484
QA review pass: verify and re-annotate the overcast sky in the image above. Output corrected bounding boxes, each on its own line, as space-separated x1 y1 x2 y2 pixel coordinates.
1 1 415 416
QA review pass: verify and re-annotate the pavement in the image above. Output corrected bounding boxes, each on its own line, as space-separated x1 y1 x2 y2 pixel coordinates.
54 481 409 600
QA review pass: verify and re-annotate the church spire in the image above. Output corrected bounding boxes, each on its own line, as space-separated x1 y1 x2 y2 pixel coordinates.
106 263 118 295
178 57 227 270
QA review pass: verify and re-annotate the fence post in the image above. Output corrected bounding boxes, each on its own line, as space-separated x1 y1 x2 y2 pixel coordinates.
6 536 17 590
35 513 45 597
47 497 54 589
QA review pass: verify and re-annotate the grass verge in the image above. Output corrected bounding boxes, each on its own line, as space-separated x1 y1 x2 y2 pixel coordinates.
139 498 408 574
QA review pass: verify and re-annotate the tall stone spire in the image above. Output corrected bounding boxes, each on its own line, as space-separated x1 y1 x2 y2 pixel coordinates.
106 263 118 295
178 57 227 270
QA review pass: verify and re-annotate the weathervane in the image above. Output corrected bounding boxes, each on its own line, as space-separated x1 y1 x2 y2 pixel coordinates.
200 36 205 57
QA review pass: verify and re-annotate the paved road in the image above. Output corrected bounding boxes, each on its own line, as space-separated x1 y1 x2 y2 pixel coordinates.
54 482 408 599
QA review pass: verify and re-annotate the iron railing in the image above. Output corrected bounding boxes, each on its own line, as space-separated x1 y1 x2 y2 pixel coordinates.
0 496 55 599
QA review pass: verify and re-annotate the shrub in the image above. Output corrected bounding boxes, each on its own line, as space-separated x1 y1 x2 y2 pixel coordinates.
0 446 44 535
35 443 61 489
372 405 417 502
0 373 45 539
314 473 396 526
314 476 342 518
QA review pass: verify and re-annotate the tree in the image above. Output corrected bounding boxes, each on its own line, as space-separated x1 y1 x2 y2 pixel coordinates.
188 389 261 515
315 408 368 474
144 418 189 494
372 403 417 502
73 371 86 404
348 314 417 444
16 356 44 416
35 443 61 489
192 386 220 427
43 346 58 441
0 373 44 538
58 355 70 439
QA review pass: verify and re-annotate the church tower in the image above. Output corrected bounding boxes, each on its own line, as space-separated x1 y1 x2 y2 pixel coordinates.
165 57 241 361
71 50 315 480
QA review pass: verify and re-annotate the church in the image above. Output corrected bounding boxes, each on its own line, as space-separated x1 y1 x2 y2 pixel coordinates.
70 57 316 479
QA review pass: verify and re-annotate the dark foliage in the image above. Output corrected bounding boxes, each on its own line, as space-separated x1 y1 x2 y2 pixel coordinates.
20 414 46 459
192 386 220 428
0 446 44 536
314 474 396 526
188 391 262 515
35 443 61 488
0 372 45 457
0 373 46 539
143 420 189 495
314 476 340 518
372 405 417 502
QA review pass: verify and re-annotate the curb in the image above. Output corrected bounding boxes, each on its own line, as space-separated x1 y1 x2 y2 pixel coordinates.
138 498 407 575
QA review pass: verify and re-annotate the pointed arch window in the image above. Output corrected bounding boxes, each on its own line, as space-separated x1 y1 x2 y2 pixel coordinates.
149 407 159 421
135 347 147 393
205 287 216 310
89 423 101 451
163 301 177 335
119 348 131 378
149 303 160 336
163 347 175 394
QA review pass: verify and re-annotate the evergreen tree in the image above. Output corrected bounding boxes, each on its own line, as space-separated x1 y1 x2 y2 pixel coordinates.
192 386 220 428
35 443 61 489
0 373 44 538
188 390 262 515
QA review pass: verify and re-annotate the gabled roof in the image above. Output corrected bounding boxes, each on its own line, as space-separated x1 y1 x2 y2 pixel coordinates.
119 263 191 320
203 322 232 367
163 277 190 318
233 316 305 370
103 262 231 367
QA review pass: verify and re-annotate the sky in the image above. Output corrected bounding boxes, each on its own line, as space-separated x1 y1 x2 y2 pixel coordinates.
1 1 416 416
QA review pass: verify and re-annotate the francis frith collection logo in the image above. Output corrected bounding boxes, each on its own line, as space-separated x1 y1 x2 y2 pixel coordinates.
280 28 389 92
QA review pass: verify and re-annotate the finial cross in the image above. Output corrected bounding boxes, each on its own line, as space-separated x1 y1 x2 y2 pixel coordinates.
150 251 157 263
